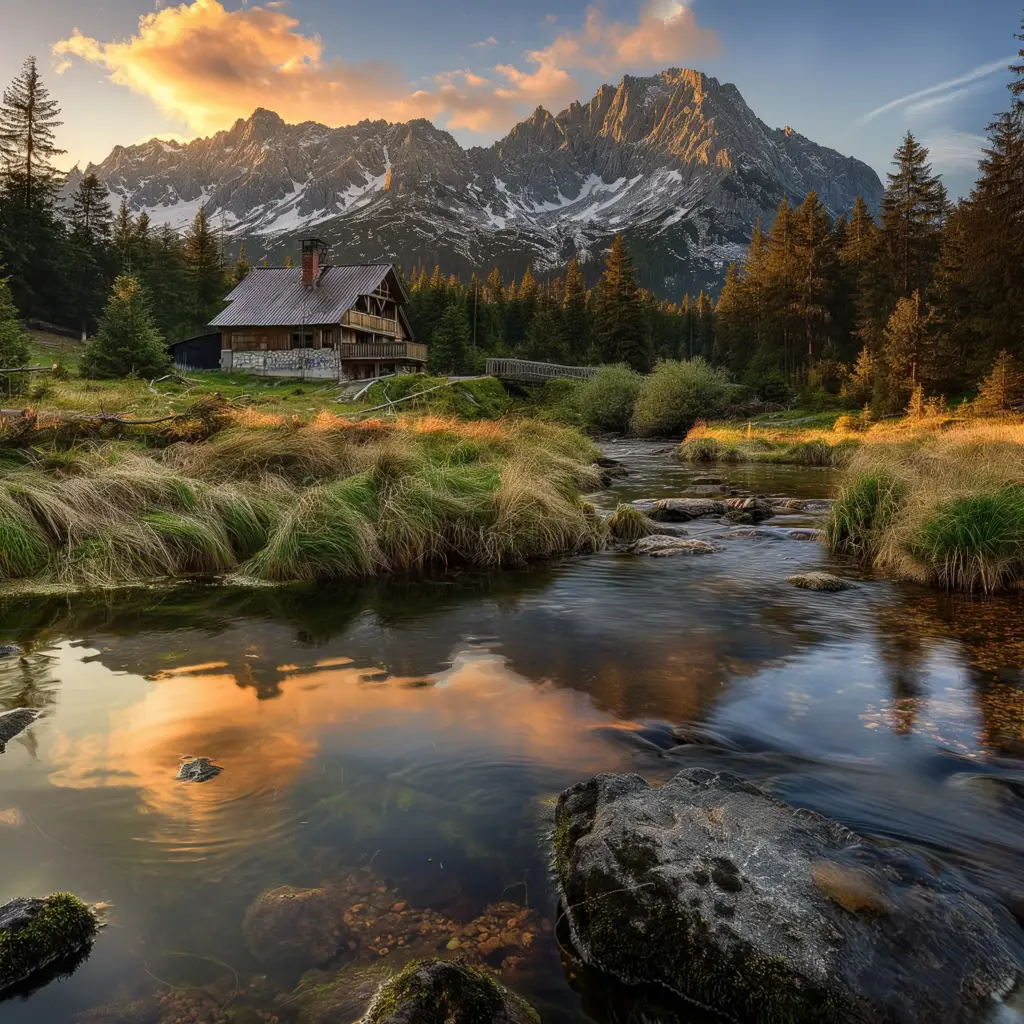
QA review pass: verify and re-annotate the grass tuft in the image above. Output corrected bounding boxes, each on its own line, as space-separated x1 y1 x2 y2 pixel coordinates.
608 504 656 542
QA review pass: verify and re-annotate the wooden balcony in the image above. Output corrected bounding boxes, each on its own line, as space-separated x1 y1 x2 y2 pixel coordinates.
339 341 428 362
342 309 399 335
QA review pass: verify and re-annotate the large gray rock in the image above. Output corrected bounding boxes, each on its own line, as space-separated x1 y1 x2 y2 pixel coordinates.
243 885 346 966
0 709 38 754
647 498 727 522
630 537 717 557
553 770 1023 1024
788 572 852 592
364 960 539 1024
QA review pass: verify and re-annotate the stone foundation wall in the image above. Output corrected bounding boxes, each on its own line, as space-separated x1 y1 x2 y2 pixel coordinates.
221 347 340 379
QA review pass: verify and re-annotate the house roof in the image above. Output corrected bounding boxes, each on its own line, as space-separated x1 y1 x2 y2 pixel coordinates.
209 264 408 328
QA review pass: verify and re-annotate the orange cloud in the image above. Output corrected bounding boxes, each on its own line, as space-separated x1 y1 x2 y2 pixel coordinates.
52 0 718 139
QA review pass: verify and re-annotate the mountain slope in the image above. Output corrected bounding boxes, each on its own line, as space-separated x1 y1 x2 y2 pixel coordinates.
75 69 883 297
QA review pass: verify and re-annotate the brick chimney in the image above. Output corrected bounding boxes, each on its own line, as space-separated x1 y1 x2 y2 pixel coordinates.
300 238 329 287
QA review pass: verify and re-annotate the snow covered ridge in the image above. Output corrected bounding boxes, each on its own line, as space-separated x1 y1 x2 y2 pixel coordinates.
68 69 882 296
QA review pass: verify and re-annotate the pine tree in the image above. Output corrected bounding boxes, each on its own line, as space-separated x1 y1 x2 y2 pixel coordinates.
233 242 252 285
880 290 934 409
80 274 171 379
71 173 112 242
973 350 1024 413
0 57 65 208
562 257 589 361
793 191 836 369
113 200 134 267
0 275 30 369
428 300 470 375
713 264 748 372
761 197 802 382
523 297 566 362
841 345 877 406
284 254 294 268
183 205 228 330
694 291 715 361
594 236 649 371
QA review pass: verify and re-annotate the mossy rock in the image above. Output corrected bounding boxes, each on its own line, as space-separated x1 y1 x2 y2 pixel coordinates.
0 894 97 993
296 964 392 1024
364 959 539 1024
242 885 346 966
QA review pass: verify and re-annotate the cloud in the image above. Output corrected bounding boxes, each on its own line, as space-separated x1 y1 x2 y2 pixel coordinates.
920 128 987 172
52 0 718 140
471 36 498 48
857 57 1014 126
905 85 982 117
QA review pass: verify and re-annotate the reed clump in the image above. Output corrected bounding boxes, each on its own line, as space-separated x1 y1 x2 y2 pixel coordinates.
607 504 656 542
0 417 607 589
825 420 1024 591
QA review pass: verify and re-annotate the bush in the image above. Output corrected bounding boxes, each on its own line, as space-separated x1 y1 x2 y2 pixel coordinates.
678 436 742 463
630 358 732 437
607 504 656 542
577 364 643 433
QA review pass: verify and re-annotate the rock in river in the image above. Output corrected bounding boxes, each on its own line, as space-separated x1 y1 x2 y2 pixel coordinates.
0 893 97 993
0 644 22 657
363 960 539 1024
553 770 1023 1024
0 708 39 754
647 498 727 522
788 572 852 592
243 885 346 966
630 537 717 558
176 757 223 782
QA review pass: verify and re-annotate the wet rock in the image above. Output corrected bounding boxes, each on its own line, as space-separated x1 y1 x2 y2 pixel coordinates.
295 964 391 1024
629 537 717 558
0 893 97 993
647 498 727 522
723 511 755 525
691 476 726 486
789 529 825 542
363 960 539 1024
0 644 22 657
787 572 852 592
717 529 779 541
243 886 347 966
726 497 776 523
554 770 1024 1024
176 757 223 782
0 709 39 754
771 498 807 511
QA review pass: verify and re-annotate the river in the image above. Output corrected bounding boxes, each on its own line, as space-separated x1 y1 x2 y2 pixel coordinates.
1 442 1022 1023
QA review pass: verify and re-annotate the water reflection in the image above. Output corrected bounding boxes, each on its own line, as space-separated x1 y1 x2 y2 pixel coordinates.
0 447 1021 1023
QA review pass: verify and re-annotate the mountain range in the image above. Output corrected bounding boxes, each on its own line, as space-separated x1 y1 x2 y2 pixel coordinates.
72 68 884 298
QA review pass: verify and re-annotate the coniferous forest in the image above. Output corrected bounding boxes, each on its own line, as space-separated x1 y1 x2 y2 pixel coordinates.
0 12 1021 412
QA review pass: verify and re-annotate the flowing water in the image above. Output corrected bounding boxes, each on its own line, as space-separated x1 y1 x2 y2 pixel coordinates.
1 442 1022 1023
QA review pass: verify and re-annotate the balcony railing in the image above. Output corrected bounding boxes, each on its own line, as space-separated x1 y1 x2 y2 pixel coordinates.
339 341 428 361
342 309 399 335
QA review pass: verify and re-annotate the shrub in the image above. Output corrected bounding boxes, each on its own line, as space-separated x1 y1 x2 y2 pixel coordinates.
630 358 732 437
679 436 742 463
607 504 656 542
577 364 643 433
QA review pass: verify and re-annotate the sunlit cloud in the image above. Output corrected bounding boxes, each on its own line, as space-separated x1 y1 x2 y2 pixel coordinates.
857 57 1013 126
920 128 987 172
52 0 719 141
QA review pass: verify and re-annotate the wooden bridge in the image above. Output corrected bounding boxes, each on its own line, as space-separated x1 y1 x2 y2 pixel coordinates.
485 358 599 383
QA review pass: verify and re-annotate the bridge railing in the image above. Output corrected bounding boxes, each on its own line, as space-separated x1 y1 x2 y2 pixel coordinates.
485 358 599 383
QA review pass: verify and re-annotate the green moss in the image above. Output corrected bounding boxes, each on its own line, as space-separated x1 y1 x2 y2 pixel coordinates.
365 960 539 1024
0 893 97 991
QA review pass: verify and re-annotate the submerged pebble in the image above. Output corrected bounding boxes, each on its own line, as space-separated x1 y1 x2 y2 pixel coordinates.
787 572 852 592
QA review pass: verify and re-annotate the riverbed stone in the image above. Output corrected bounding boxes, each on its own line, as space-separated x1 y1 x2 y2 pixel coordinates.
175 757 223 782
553 769 1024 1024
0 709 39 754
0 893 97 993
629 537 717 557
647 498 727 522
726 497 776 523
243 885 347 966
0 644 22 657
363 960 539 1024
788 572 852 591
296 964 392 1024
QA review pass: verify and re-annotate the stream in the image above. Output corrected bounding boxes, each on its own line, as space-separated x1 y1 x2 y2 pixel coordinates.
0 441 1022 1023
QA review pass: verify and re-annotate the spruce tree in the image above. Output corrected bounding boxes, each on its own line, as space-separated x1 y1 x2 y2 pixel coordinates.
594 236 649 372
0 57 65 208
793 191 836 368
428 300 470 375
233 242 252 285
81 274 171 379
562 257 590 361
71 173 113 242
0 276 30 370
183 205 228 330
713 264 748 372
762 197 802 382
974 350 1024 413
879 291 934 409
113 200 135 267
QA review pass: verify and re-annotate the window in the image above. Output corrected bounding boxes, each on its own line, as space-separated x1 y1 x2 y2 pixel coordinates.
291 331 314 349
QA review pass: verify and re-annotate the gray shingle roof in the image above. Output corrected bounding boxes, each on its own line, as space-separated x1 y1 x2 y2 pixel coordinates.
210 264 406 328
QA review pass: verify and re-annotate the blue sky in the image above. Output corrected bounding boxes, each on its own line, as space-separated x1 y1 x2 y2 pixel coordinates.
4 0 1022 197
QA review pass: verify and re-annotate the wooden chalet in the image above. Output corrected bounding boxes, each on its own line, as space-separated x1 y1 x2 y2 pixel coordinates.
210 239 426 380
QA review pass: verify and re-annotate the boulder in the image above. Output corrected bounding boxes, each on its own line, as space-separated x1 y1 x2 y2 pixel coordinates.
647 498 727 522
0 709 39 754
787 572 852 592
0 893 97 993
176 757 222 782
363 960 539 1024
243 886 346 966
0 644 22 658
553 770 1023 1024
726 497 776 523
630 537 717 558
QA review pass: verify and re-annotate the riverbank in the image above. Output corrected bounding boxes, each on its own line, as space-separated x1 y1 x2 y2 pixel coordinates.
0 413 607 589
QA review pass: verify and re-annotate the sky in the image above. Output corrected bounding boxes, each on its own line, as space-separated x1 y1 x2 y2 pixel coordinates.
2 0 1022 198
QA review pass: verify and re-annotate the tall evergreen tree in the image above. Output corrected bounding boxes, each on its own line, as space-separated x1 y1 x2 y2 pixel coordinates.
561 257 589 361
70 174 113 243
428 300 470 375
974 350 1024 413
594 236 649 371
0 57 64 208
0 276 30 370
183 205 228 330
793 191 836 367
81 274 171 379
113 200 135 268
233 242 252 286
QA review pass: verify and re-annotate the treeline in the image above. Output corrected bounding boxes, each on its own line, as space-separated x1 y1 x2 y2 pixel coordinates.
0 56 243 350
